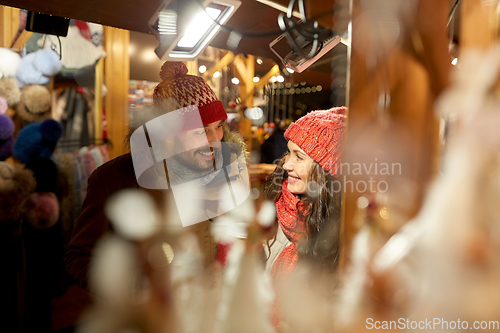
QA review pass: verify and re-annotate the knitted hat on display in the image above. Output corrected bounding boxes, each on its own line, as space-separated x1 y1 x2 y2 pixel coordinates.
153 62 227 127
16 84 52 123
0 97 8 114
14 118 63 164
0 48 21 79
16 49 61 87
285 106 346 176
0 114 15 160
0 77 21 107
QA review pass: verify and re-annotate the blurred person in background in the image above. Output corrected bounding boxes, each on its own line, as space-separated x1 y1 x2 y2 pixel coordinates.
260 119 288 164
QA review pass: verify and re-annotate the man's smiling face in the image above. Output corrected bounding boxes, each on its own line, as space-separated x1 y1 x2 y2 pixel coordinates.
169 119 225 172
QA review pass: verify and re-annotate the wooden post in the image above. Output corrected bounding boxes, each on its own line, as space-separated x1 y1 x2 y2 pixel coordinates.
233 54 256 149
104 26 130 159
0 6 19 48
94 58 104 142
185 60 198 76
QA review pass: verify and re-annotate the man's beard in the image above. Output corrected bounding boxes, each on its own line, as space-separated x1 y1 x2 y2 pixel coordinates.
166 145 224 186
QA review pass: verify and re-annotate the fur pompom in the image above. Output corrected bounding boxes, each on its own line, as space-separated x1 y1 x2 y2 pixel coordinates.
159 61 188 81
0 48 21 79
0 77 21 107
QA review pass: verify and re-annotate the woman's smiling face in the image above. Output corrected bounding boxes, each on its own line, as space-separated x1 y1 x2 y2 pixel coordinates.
283 141 314 194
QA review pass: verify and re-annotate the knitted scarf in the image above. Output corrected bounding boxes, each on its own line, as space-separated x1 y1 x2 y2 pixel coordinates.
271 180 308 276
270 180 309 328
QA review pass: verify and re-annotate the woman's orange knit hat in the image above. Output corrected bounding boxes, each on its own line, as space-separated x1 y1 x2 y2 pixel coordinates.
284 106 346 176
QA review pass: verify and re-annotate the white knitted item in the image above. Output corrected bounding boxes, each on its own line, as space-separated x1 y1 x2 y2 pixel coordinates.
38 26 106 69
0 48 21 79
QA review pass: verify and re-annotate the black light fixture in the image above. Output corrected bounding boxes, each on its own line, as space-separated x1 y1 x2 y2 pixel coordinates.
150 0 241 61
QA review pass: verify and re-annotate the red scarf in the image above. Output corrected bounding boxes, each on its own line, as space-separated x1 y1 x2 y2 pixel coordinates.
271 180 309 276
270 180 309 328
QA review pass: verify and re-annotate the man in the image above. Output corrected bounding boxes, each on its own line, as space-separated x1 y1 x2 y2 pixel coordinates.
64 62 248 288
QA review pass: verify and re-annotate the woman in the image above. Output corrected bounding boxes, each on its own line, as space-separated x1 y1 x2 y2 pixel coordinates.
264 106 346 280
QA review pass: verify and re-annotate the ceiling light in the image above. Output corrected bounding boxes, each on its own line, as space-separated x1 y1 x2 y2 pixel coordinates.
199 65 207 73
151 0 241 61
231 77 239 84
177 7 221 48
253 76 260 83
452 58 458 65
270 76 277 83
256 58 263 65
277 75 284 83
213 71 220 78
286 67 294 73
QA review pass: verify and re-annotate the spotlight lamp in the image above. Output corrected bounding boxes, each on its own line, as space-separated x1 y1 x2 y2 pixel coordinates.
150 0 241 61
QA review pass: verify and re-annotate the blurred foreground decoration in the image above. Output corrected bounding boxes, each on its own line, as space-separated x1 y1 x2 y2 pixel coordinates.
342 0 451 266
338 43 500 332
336 0 500 329
77 187 276 333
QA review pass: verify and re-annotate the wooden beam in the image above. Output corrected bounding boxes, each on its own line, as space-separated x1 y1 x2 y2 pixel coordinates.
185 60 198 76
104 27 130 159
94 58 104 141
233 54 255 104
203 51 235 81
254 64 280 90
11 30 32 50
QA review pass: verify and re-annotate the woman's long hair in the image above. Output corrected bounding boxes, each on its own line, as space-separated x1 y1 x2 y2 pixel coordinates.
264 155 342 272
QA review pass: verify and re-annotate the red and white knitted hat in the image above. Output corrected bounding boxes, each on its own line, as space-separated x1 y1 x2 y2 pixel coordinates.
284 107 346 176
153 62 227 126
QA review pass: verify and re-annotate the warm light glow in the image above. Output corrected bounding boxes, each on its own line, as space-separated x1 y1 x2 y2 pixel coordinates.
199 65 207 73
277 75 284 83
244 107 264 120
231 77 239 84
452 58 458 65
128 44 136 56
253 76 260 83
213 71 221 78
141 49 158 62
286 67 294 73
177 8 221 48
257 58 263 65
270 76 277 83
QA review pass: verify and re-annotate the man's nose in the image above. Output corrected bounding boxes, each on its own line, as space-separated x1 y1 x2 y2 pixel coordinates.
206 130 221 147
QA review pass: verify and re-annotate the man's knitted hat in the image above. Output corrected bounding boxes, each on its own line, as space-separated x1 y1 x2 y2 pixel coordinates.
285 106 346 176
153 62 227 127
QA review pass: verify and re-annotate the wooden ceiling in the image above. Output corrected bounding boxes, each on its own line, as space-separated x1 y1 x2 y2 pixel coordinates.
1 0 345 87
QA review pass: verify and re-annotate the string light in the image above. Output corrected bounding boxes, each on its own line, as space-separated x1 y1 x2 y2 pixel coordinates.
231 77 239 84
199 65 207 73
213 71 220 78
